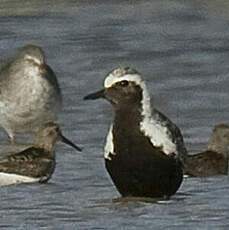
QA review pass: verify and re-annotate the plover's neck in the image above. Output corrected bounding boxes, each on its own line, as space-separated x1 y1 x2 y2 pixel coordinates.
114 104 142 129
113 80 152 128
104 93 146 161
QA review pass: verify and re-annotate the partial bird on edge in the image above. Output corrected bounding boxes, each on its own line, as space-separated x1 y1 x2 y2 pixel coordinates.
0 44 62 143
184 123 229 177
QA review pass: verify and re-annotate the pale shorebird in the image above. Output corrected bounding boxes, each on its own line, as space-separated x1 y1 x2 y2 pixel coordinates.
84 67 186 198
184 124 229 177
0 122 81 186
0 44 62 143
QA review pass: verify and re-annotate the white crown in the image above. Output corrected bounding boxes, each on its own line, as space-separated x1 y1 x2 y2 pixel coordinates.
104 67 143 88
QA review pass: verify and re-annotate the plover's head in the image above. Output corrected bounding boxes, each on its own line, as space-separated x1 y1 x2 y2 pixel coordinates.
84 67 151 111
84 67 180 156
207 123 229 156
35 122 82 152
18 44 45 66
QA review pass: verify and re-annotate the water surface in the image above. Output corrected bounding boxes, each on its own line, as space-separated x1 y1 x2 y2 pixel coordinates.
1 1 229 229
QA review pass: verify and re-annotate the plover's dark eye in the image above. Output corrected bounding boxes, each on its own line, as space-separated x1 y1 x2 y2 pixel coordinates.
119 80 129 87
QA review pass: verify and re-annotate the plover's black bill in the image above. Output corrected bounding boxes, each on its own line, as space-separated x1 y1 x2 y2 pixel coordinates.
60 134 82 152
84 89 105 100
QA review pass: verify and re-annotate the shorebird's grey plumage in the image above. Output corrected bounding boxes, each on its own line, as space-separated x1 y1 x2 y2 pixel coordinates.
184 124 229 177
84 67 186 198
0 44 62 142
0 123 81 186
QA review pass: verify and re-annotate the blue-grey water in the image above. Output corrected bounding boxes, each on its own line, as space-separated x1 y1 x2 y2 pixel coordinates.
1 0 229 229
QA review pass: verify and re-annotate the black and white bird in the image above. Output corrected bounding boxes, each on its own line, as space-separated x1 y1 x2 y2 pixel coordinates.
184 124 229 177
0 45 62 143
0 123 81 186
84 67 187 198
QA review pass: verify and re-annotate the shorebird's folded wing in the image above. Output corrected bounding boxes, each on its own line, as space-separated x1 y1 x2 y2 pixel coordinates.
0 147 54 178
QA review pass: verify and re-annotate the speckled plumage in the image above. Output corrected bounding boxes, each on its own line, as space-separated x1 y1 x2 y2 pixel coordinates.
0 123 81 186
0 45 62 142
0 147 55 183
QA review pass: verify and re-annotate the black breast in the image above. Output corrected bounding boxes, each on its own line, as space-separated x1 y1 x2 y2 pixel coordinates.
105 120 183 198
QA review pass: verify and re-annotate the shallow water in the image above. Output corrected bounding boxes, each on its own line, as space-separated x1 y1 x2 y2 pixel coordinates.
1 0 229 229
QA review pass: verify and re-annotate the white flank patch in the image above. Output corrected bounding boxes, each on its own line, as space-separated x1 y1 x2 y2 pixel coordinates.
0 172 39 186
104 70 177 156
104 125 115 160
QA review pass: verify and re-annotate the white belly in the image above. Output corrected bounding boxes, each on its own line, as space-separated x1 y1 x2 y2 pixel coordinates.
0 172 39 186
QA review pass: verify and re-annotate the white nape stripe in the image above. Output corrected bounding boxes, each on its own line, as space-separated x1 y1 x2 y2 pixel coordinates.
139 79 177 155
104 125 115 160
104 72 177 156
0 172 39 186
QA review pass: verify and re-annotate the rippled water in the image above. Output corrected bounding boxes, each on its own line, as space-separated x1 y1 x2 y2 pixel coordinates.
1 0 229 229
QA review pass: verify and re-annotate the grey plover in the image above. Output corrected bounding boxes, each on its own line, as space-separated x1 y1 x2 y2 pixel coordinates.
84 67 186 198
0 44 62 143
184 124 229 177
0 122 81 186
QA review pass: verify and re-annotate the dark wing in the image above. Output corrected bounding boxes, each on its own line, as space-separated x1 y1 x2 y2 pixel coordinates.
184 151 228 176
0 147 55 179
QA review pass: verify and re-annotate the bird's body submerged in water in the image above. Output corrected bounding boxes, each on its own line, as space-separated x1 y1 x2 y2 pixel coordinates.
0 45 62 142
0 123 81 186
184 124 229 177
84 67 186 198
